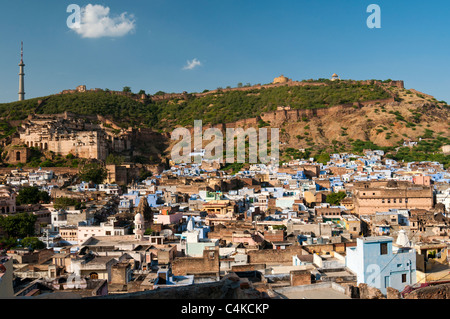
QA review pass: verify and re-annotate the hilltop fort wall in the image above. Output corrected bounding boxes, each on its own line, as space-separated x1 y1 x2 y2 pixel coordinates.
58 79 403 105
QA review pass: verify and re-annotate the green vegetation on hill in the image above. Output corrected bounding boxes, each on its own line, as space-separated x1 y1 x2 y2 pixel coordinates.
0 81 391 130
156 82 391 128
11 147 83 168
0 120 17 139
387 135 450 169
0 92 157 128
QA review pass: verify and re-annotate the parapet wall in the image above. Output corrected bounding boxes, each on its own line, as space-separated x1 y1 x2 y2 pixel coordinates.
247 246 311 265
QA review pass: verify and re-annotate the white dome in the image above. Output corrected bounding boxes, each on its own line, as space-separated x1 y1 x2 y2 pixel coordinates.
187 217 195 232
396 230 411 247
134 213 144 223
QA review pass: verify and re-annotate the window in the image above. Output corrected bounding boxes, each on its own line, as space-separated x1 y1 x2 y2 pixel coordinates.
380 243 388 255
402 274 407 283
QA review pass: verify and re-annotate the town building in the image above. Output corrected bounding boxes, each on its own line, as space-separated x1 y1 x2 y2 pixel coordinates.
346 236 416 295
353 181 433 215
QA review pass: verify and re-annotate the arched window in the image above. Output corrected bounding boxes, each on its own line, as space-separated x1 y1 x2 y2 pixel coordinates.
89 272 99 280
16 151 21 161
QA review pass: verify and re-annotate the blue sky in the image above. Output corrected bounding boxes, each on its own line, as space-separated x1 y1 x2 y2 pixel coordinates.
1 0 450 103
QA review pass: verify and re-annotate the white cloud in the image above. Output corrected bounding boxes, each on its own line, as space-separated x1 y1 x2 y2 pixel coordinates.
183 58 202 70
71 4 136 38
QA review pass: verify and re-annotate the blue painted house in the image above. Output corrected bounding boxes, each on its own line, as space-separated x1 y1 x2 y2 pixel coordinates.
346 236 416 295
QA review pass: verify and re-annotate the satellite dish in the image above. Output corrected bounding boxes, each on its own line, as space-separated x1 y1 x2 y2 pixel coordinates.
160 229 173 238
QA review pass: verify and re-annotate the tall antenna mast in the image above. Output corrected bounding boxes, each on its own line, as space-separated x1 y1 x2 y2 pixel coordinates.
18 41 25 101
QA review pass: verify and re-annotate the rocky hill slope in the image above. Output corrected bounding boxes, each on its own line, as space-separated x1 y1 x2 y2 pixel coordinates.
0 79 448 168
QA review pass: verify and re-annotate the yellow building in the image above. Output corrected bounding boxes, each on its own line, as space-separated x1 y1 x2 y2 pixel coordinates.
203 200 237 218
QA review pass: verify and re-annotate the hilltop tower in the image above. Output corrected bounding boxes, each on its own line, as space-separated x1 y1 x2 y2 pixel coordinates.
18 42 25 101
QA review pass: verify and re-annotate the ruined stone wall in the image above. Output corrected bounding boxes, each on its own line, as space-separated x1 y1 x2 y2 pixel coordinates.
110 264 129 285
302 242 357 254
172 247 220 276
247 246 311 265
290 270 312 286
4 147 30 164
404 283 450 299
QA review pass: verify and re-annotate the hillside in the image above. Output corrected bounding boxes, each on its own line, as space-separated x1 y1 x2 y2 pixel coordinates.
0 79 449 168
0 80 393 130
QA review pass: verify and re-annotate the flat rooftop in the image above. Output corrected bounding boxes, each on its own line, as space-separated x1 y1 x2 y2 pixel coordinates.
359 236 393 243
273 283 350 299
82 235 155 247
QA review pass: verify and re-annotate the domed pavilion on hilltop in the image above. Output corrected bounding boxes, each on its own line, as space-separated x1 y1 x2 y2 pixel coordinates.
331 73 340 81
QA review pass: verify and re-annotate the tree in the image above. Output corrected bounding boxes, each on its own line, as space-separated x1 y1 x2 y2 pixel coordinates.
315 153 330 165
0 213 37 238
326 191 347 206
139 169 153 181
79 163 107 184
123 86 132 93
53 197 82 210
16 187 50 205
106 154 124 165
0 237 17 250
144 228 154 235
138 90 146 95
20 237 46 250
